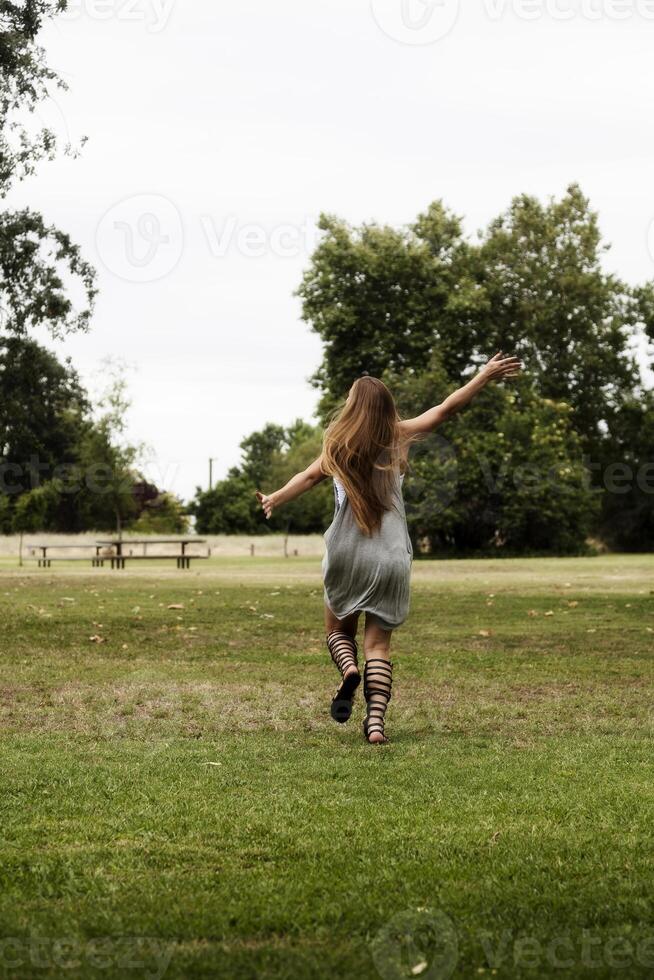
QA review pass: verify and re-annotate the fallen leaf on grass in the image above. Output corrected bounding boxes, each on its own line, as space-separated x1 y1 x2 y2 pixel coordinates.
411 963 428 976
478 629 492 637
167 604 184 610
89 635 105 644
544 610 554 617
566 600 579 608
527 609 539 617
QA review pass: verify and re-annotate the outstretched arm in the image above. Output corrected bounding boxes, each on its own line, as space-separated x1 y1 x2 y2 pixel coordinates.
256 455 327 520
399 352 521 438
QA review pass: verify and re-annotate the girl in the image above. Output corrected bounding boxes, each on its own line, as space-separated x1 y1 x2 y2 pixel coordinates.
256 353 520 744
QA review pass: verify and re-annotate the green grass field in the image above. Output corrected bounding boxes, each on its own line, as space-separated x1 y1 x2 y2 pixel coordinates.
1 555 653 979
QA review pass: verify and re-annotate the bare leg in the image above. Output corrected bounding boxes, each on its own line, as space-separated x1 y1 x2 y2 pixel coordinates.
363 615 393 744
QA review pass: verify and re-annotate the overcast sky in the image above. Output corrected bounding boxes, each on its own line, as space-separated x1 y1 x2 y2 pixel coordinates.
16 0 654 500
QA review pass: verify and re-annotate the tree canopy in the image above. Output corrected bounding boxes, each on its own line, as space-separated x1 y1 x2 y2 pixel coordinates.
295 186 654 553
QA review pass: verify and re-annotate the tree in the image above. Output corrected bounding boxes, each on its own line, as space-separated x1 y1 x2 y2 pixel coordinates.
71 367 144 535
191 421 332 535
1 1 96 338
0 335 88 498
132 493 190 534
297 186 654 551
297 204 479 417
239 424 286 487
298 188 646 449
192 470 261 535
476 185 642 459
266 427 333 534
1 0 69 190
598 389 654 551
0 490 12 533
13 479 62 532
12 479 63 563
388 355 599 554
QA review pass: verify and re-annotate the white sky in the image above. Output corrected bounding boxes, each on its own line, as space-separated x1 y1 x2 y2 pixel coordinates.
14 0 654 500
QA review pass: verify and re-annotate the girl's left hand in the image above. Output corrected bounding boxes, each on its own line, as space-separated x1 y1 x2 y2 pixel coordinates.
256 490 275 519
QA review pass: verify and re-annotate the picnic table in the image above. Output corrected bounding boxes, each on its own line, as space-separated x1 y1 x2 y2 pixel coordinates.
28 539 208 569
95 538 208 569
30 544 106 567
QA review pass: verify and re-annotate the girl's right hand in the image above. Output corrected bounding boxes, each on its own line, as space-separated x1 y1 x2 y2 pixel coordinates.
480 351 521 382
255 490 275 519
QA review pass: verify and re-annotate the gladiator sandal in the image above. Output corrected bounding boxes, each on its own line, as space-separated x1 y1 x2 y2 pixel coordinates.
362 659 393 744
326 630 361 723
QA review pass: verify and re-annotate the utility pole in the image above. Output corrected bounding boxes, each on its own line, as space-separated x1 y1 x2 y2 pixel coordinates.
209 457 218 490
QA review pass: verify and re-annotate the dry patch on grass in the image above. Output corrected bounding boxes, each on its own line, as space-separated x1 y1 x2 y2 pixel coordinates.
0 679 332 736
2 673 652 740
395 677 654 739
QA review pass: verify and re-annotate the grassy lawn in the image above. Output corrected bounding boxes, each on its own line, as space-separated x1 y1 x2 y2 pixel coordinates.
0 554 653 979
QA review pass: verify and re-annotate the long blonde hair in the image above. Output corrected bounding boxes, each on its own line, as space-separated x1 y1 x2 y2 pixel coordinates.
322 377 404 536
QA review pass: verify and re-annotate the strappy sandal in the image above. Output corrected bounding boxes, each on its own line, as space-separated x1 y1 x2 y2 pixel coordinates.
326 630 361 723
362 658 392 744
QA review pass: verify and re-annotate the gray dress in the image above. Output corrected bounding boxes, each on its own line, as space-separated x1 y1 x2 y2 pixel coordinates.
322 470 413 631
